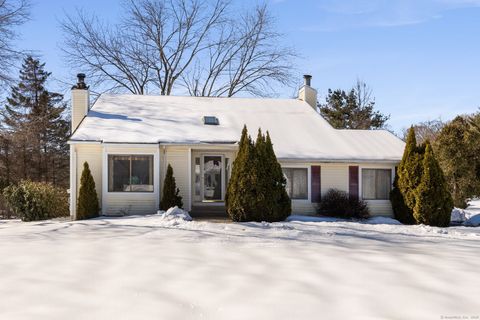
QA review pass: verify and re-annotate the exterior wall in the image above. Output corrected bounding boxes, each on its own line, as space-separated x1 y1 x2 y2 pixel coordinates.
358 163 395 217
71 143 103 219
298 86 318 109
71 89 89 132
70 141 396 218
163 146 191 211
280 161 396 217
102 145 160 216
321 164 349 195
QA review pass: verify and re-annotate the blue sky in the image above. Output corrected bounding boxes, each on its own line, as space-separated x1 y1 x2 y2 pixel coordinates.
15 0 480 133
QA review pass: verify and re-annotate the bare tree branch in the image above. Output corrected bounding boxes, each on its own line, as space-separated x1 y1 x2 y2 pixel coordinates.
61 0 296 97
0 0 30 88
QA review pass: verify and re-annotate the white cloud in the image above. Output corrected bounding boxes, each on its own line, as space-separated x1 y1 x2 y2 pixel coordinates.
304 0 480 31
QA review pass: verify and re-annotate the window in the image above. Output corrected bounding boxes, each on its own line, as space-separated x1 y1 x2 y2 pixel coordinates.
108 155 154 192
362 169 392 200
203 116 219 125
194 157 201 201
283 168 308 200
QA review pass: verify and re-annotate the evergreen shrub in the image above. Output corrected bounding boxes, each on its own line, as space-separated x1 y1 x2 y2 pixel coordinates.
160 164 183 210
76 162 100 220
226 126 291 222
3 180 69 221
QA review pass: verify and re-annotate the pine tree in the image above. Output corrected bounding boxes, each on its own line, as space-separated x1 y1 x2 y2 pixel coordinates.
160 164 183 210
76 162 100 220
0 56 69 186
414 143 453 227
319 81 389 129
226 125 256 222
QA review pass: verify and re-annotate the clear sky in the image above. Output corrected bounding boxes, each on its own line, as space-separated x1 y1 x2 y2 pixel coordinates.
14 0 480 133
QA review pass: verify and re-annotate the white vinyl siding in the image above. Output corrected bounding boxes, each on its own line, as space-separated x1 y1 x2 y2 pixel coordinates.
321 164 349 195
75 144 102 205
103 145 159 216
70 142 397 218
164 147 191 211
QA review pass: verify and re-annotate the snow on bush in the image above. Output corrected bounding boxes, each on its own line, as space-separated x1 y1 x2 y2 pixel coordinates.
157 206 192 221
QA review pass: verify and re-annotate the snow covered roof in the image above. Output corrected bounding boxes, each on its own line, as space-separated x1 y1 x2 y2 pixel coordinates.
70 94 405 162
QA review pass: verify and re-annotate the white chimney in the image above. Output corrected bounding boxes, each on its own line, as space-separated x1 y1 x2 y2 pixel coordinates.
71 73 89 133
298 74 317 109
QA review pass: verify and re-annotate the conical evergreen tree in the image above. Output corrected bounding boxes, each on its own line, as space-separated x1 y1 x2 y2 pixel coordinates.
393 127 425 223
264 131 291 221
252 129 267 221
399 127 423 209
414 142 453 227
160 164 183 210
390 172 414 224
226 125 256 222
226 126 291 222
76 162 100 220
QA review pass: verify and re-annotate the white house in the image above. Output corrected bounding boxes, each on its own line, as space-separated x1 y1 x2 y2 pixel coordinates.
68 74 405 219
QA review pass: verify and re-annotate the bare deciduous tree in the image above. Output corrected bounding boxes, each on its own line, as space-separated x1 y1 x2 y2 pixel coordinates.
402 119 445 144
61 11 152 94
0 0 29 87
61 0 295 96
183 5 294 97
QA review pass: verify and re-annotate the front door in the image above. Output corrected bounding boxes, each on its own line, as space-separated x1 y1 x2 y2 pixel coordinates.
202 155 223 201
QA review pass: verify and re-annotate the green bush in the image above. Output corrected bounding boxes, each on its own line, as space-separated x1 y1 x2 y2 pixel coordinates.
160 164 183 210
318 188 370 219
76 162 100 220
226 126 291 222
3 180 69 221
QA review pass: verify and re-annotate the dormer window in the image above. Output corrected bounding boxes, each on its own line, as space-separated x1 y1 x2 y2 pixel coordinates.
203 116 219 125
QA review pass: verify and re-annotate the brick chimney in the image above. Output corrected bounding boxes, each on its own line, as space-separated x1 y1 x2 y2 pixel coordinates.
71 73 89 133
298 74 317 109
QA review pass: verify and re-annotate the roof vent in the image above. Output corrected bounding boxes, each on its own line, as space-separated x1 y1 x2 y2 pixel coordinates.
203 116 219 125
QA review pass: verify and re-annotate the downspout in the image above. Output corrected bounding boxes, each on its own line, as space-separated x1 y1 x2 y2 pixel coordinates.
69 144 77 220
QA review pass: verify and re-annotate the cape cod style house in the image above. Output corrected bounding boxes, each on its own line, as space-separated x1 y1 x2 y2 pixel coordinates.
68 74 405 219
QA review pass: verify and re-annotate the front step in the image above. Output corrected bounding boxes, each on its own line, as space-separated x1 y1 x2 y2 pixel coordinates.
190 205 228 219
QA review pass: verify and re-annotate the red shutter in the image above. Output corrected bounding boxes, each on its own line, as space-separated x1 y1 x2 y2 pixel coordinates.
311 166 321 203
349 166 359 200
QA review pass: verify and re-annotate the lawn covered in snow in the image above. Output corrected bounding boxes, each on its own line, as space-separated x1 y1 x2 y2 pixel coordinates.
0 214 479 319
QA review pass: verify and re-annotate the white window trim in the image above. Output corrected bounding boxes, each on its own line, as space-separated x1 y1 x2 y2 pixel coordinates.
358 165 395 202
102 146 160 215
281 165 311 203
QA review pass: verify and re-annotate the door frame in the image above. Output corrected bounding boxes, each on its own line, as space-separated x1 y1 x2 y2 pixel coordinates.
200 153 225 202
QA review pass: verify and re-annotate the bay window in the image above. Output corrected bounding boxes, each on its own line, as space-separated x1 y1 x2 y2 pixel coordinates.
108 155 154 192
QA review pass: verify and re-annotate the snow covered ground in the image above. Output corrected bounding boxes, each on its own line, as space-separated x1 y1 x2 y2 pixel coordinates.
452 199 480 226
0 214 479 320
